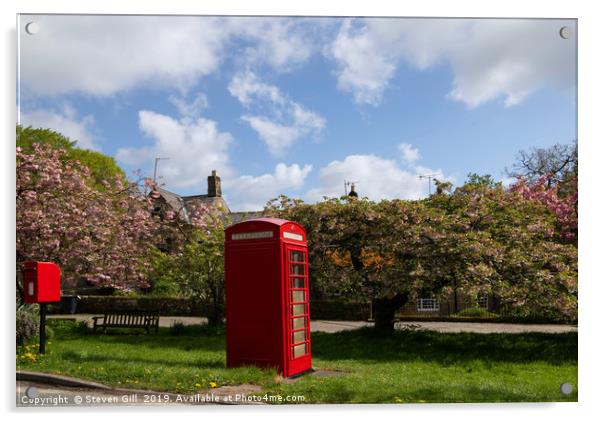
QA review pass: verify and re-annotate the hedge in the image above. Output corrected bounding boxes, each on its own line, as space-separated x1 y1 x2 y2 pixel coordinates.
49 296 372 320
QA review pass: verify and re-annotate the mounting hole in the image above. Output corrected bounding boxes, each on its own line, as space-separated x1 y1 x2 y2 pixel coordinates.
560 382 573 395
25 22 39 35
559 26 570 40
25 386 39 398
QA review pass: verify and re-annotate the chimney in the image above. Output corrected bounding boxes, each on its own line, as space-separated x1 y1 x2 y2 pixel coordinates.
348 183 358 198
207 170 222 197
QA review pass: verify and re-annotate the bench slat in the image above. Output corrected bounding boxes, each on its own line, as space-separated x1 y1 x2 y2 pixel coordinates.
93 312 160 333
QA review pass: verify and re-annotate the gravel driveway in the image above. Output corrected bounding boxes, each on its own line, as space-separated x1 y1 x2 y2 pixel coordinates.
48 315 577 334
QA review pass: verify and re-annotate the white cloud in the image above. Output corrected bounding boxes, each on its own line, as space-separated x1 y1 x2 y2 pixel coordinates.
327 19 399 106
168 93 209 118
116 110 233 190
229 71 325 156
19 105 98 150
240 117 301 156
226 163 312 211
19 16 327 98
20 16 575 109
228 71 284 106
115 105 313 210
306 144 451 202
399 143 421 165
327 18 576 107
20 16 228 97
224 18 327 72
501 176 517 187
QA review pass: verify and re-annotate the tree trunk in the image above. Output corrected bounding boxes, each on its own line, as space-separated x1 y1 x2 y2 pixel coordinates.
207 310 224 327
372 293 408 331
207 283 225 327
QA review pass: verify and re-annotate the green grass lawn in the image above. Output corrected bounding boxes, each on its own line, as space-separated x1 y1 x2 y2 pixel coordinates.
16 320 577 403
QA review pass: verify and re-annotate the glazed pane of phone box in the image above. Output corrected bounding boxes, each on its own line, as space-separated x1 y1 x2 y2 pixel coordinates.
225 218 312 377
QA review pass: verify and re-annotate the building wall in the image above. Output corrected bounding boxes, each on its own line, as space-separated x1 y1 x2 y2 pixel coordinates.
398 292 499 317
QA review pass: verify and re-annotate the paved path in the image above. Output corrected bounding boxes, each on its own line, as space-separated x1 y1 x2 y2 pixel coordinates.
394 321 577 334
48 314 576 334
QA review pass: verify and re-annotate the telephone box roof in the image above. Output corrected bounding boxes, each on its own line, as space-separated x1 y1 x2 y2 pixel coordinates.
235 217 290 226
225 217 306 236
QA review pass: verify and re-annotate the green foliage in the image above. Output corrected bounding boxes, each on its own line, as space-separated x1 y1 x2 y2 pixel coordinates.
149 222 226 325
456 307 498 318
168 321 187 336
265 179 577 325
16 125 75 150
433 178 453 194
16 305 39 346
464 172 501 188
17 322 577 403
17 125 126 190
44 325 55 341
145 257 183 297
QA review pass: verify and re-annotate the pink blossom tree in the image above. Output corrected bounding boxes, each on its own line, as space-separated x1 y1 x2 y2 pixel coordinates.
17 142 161 293
510 174 578 244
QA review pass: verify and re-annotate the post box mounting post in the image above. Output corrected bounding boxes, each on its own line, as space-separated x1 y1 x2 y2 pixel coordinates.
39 303 47 354
21 261 61 354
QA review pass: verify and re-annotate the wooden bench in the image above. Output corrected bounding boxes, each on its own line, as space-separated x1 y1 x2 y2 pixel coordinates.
92 312 160 334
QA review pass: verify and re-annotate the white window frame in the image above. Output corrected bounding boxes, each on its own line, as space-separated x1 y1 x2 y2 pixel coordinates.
464 294 489 309
417 298 440 312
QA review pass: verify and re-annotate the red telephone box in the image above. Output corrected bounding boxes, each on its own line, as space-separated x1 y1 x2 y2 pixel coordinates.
22 261 61 304
225 218 312 377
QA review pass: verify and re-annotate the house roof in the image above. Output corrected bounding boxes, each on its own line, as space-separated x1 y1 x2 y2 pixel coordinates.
154 187 253 225
155 187 191 223
229 211 265 224
182 194 231 215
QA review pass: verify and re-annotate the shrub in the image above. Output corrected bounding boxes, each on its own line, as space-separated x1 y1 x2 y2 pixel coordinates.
456 307 498 318
16 305 38 345
169 321 186 336
44 325 55 340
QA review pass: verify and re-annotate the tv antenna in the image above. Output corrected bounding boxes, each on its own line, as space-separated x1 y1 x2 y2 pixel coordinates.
419 173 437 195
344 180 359 196
153 157 170 182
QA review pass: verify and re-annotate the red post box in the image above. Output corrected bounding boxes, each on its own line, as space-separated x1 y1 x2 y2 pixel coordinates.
225 218 312 377
23 261 61 304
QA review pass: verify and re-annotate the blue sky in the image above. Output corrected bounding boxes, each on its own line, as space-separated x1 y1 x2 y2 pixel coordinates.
18 16 576 211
